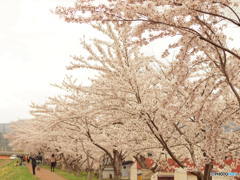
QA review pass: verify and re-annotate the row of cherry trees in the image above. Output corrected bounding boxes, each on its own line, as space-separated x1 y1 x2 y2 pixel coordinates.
7 1 240 180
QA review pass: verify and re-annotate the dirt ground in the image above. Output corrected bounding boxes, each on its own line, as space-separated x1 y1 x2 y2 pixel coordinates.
26 163 67 180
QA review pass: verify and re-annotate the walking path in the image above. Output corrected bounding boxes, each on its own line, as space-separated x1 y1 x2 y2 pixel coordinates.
26 163 67 180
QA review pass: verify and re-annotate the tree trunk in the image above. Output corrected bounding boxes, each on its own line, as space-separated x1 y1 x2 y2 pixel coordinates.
192 171 203 180
86 156 94 180
87 170 93 180
98 168 103 180
191 166 212 180
203 163 213 180
59 153 67 170
61 163 66 170
113 150 122 180
133 155 148 169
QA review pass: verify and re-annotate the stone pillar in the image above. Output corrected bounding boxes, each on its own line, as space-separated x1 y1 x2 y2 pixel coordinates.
142 169 153 180
151 173 158 180
174 168 187 180
130 161 137 180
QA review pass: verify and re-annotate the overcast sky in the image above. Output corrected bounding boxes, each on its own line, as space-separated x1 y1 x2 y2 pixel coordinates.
0 0 96 123
0 0 164 124
0 0 239 124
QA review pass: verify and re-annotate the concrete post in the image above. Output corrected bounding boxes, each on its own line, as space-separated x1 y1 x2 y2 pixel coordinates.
130 161 138 180
174 168 188 180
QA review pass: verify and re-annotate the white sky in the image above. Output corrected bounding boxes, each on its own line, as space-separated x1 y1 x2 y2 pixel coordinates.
0 0 97 123
0 0 239 123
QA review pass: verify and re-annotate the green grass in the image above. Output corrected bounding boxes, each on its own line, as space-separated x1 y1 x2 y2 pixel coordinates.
0 160 38 180
42 165 98 180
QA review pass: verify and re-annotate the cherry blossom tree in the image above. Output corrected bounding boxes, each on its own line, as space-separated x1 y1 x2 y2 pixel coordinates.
44 22 167 179
62 23 240 180
7 106 100 177
6 10 240 180
55 0 240 105
7 22 163 180
54 1 240 179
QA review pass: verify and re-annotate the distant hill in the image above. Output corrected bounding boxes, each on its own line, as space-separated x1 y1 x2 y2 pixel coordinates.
0 124 11 151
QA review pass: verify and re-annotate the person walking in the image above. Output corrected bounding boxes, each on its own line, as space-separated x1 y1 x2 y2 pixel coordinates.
36 152 42 171
27 154 30 163
18 154 23 166
50 154 57 172
37 152 43 164
30 155 37 175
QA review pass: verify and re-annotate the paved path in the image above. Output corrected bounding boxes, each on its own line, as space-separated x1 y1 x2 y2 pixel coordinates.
26 163 67 180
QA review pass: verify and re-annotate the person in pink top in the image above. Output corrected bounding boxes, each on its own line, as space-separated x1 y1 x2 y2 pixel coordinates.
50 154 57 172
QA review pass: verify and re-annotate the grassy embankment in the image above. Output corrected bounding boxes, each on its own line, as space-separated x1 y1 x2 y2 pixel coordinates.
42 165 98 180
0 160 38 180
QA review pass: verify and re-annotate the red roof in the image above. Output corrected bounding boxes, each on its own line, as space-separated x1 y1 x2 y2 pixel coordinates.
223 159 240 173
232 165 240 173
137 158 240 173
0 155 10 160
137 158 154 169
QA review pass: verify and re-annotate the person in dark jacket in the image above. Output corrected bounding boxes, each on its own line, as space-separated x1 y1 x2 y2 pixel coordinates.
36 152 43 165
18 154 23 166
30 155 37 175
27 155 30 163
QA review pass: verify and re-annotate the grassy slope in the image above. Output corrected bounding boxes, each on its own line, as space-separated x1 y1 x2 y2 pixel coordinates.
0 160 38 180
